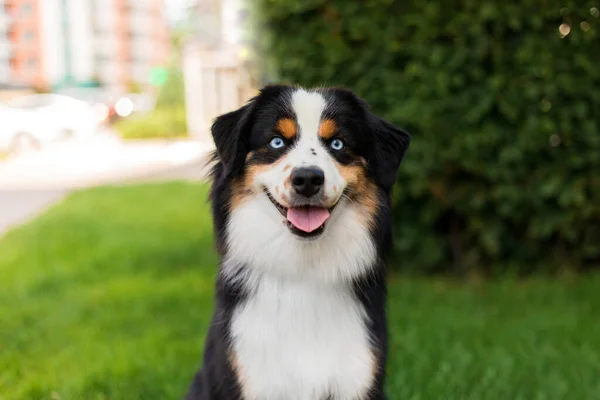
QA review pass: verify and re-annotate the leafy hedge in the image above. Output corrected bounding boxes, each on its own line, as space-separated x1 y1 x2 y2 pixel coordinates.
251 0 600 274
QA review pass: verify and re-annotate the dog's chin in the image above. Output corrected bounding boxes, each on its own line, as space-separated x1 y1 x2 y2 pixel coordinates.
264 189 340 241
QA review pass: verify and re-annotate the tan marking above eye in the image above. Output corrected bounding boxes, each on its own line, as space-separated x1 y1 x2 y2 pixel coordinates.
318 119 337 140
276 118 297 140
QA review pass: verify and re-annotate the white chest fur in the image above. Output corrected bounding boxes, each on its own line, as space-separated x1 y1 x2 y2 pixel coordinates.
230 275 376 400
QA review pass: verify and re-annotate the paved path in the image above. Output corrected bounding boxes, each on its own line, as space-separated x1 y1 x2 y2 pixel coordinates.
116 158 212 185
0 132 212 190
0 132 213 236
0 190 67 235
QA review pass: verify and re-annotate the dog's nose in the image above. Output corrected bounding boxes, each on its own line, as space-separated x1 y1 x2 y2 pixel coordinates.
291 167 325 197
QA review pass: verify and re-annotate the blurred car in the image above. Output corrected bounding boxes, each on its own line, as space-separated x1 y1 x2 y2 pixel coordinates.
114 93 156 118
58 87 119 124
0 104 59 153
8 94 101 141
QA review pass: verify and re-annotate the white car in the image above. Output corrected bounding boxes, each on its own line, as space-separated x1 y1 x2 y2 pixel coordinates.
8 94 101 141
0 104 56 153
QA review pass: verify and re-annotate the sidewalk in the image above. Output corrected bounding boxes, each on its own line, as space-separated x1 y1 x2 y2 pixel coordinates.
0 133 213 190
0 190 67 235
0 132 213 235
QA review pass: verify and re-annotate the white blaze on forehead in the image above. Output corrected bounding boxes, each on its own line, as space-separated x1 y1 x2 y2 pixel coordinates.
291 89 327 141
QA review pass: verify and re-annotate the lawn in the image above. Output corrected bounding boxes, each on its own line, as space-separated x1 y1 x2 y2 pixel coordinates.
1 183 599 399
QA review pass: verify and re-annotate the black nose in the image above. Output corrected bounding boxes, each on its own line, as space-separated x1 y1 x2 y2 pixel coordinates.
291 167 325 197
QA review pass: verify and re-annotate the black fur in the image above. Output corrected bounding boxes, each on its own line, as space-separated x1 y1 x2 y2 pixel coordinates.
185 85 410 400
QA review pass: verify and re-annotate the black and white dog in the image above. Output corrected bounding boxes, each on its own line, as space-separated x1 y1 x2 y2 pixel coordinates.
186 85 410 400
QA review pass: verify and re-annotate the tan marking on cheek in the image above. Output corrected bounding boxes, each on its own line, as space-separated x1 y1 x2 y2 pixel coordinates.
336 161 379 228
230 156 290 209
229 351 252 396
318 119 337 140
283 164 291 172
360 181 379 229
337 164 360 186
276 118 297 140
230 177 253 209
275 186 279 194
229 164 270 209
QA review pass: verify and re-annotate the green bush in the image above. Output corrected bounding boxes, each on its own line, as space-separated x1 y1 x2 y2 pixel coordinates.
156 68 185 108
114 65 188 140
252 0 600 274
114 105 188 140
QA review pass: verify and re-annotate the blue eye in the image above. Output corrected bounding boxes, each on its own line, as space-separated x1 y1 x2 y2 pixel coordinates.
270 137 285 149
330 139 344 151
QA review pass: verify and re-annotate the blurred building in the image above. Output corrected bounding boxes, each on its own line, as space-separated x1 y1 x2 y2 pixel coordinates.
184 0 244 47
0 0 44 88
0 0 170 92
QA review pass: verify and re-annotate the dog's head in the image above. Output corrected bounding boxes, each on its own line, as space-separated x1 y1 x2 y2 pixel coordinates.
210 85 410 282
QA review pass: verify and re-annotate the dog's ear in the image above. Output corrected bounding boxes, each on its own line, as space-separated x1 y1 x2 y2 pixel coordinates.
211 101 256 178
369 113 411 191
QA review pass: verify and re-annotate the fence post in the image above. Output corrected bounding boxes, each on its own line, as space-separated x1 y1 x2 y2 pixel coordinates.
182 43 255 146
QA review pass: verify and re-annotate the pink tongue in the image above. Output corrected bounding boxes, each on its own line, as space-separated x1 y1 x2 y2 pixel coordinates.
287 207 331 233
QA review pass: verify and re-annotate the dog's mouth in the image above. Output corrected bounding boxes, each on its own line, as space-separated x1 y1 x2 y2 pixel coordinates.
264 189 340 239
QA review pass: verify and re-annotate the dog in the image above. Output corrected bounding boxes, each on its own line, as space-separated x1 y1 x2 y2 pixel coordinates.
185 85 410 400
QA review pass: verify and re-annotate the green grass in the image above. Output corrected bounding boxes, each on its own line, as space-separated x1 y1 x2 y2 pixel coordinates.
1 183 599 399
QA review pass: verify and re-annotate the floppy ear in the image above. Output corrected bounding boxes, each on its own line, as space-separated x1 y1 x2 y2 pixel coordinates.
369 114 411 191
211 101 256 178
